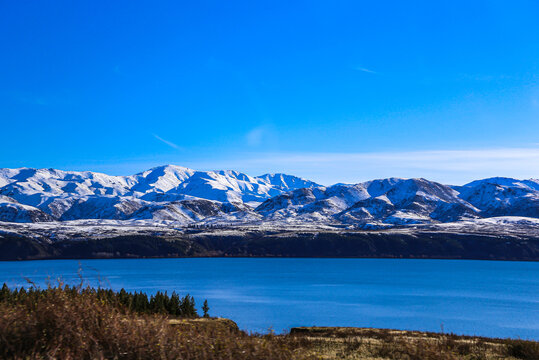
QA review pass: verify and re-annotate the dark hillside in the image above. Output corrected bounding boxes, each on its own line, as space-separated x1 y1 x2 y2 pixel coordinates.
1 230 538 261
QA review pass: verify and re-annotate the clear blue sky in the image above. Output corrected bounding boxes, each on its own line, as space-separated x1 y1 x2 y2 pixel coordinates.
1 1 538 185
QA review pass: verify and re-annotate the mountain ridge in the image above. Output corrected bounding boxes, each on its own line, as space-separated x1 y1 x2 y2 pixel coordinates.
0 166 538 229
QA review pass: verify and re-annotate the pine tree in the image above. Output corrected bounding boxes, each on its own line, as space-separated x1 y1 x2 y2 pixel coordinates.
168 292 180 316
0 283 9 302
180 294 198 317
202 299 210 318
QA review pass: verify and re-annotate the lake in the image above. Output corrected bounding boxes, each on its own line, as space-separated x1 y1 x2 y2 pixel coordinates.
0 258 537 340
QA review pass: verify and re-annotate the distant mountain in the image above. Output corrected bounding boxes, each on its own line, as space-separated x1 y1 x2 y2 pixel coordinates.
256 178 479 227
0 166 318 223
337 178 479 226
454 177 539 218
1 166 538 229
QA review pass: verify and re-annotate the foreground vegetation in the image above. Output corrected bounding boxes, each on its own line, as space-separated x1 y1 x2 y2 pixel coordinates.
0 283 309 359
0 284 537 359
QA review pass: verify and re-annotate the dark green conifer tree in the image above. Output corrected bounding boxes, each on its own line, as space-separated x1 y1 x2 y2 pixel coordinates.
202 299 210 318
168 292 180 316
0 283 9 301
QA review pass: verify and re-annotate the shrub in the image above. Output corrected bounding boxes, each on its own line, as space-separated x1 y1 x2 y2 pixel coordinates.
505 339 539 360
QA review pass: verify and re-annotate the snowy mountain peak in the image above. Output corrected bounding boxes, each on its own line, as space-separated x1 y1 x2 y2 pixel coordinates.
131 165 196 194
463 177 539 191
256 173 319 191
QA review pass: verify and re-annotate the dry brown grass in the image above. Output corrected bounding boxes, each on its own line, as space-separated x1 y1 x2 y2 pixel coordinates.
287 327 538 360
0 286 312 360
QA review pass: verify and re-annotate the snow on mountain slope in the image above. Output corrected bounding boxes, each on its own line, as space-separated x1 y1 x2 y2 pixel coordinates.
462 177 539 191
128 199 249 223
251 176 539 228
256 173 320 192
0 195 53 223
141 168 319 204
1 166 538 229
419 216 539 237
0 165 319 223
0 168 132 207
129 165 195 194
58 196 146 221
336 178 479 226
455 177 539 218
257 178 480 227
165 170 265 203
255 184 372 225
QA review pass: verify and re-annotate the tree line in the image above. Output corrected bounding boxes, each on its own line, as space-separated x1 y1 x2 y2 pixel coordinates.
0 283 208 318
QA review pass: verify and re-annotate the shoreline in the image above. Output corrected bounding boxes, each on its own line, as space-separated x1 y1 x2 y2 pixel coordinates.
3 255 539 262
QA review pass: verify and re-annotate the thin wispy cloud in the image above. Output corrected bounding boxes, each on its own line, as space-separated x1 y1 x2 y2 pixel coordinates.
355 66 377 74
152 134 180 150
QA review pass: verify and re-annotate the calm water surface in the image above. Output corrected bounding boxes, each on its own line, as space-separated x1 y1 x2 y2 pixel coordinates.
0 258 537 339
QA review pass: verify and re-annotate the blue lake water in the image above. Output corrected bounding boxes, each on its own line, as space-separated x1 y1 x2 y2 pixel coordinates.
0 258 537 340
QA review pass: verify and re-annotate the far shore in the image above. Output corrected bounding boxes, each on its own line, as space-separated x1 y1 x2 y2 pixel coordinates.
2 229 539 261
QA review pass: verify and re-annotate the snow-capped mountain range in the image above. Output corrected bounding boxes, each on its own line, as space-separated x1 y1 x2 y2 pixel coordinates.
0 166 318 224
0 165 538 229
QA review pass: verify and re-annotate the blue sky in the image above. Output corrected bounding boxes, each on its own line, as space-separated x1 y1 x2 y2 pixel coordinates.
1 1 538 185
